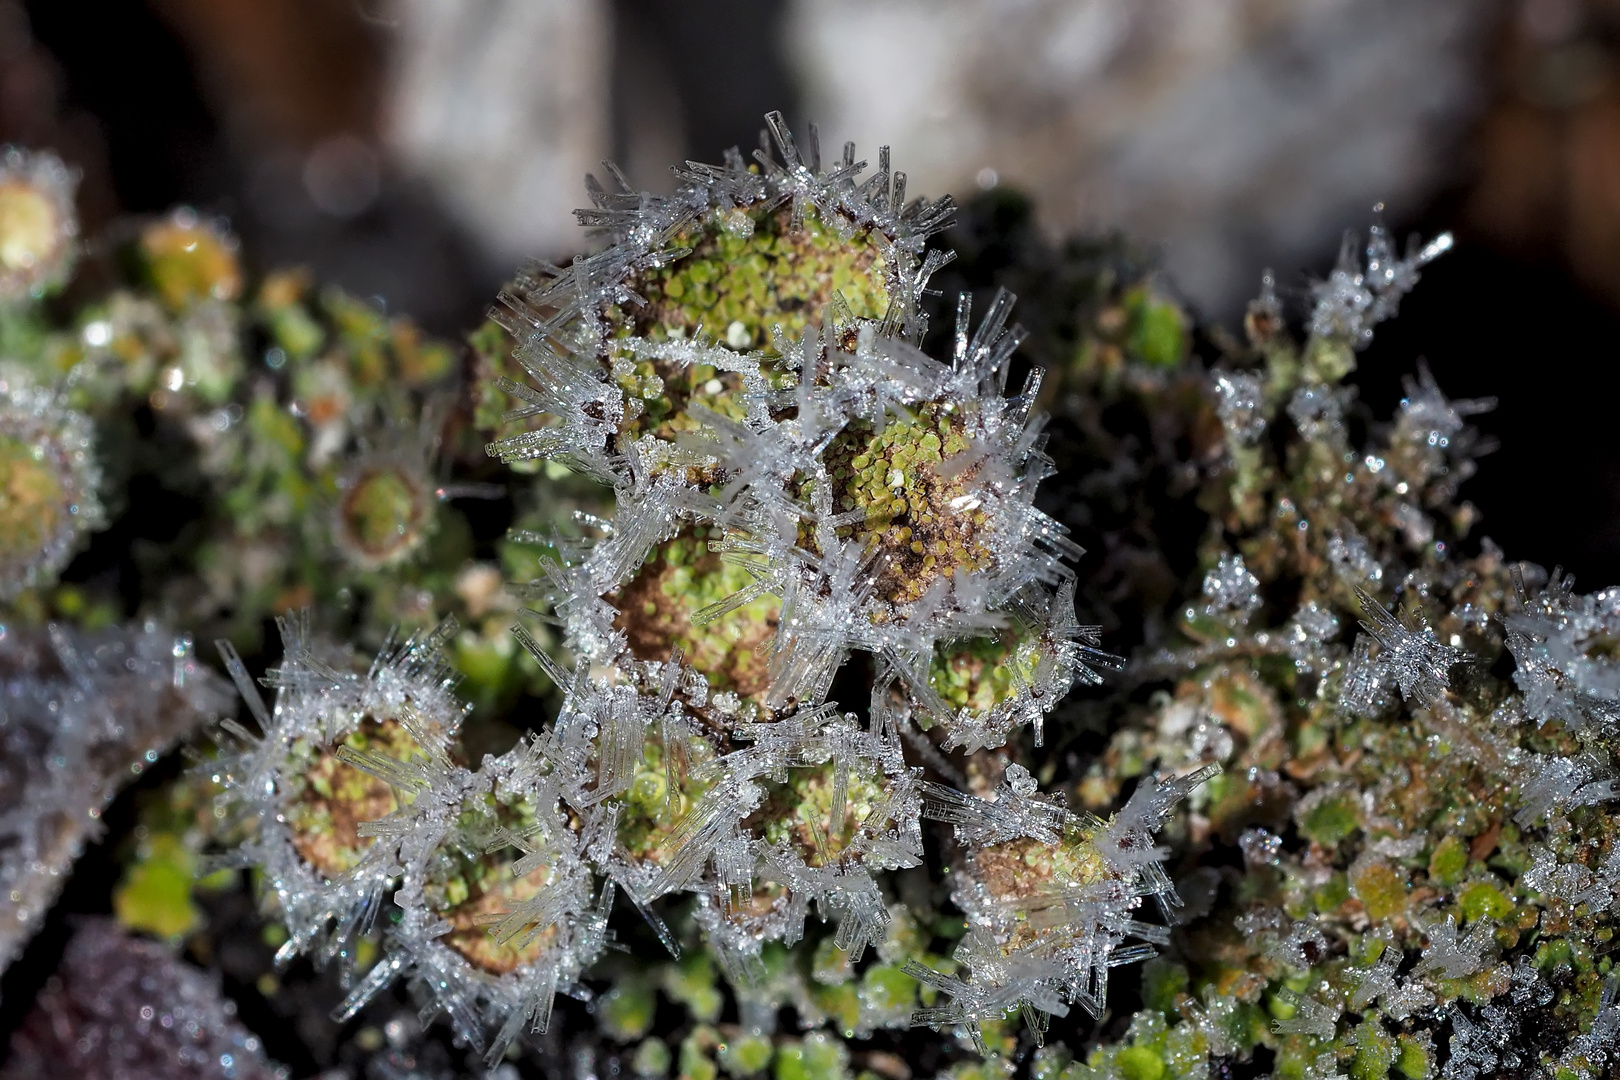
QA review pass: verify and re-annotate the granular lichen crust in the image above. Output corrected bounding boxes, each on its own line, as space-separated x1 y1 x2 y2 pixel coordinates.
282 718 426 878
752 761 887 867
814 404 991 607
929 634 1038 715
422 789 553 975
608 530 780 699
624 201 890 348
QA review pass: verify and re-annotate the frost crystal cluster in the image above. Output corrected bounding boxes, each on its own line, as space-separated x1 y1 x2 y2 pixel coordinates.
192 115 1210 1066
1041 215 1620 1078
7 106 1620 1080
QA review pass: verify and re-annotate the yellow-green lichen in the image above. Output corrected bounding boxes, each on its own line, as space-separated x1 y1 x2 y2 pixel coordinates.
609 531 780 699
336 464 432 567
754 760 886 866
929 633 1040 715
422 787 554 974
0 434 66 571
618 732 718 865
283 717 429 878
140 214 242 311
812 404 992 606
0 178 63 287
626 203 889 349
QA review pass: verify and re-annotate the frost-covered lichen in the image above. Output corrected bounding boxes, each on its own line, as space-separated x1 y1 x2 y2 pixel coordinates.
196 115 1189 1067
0 379 103 598
1042 218 1620 1079
0 621 229 975
13 110 1614 1080
0 146 77 302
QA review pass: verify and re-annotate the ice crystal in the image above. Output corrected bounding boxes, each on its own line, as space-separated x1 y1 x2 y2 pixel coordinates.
0 146 78 301
1353 586 1464 702
0 919 286 1080
1308 220 1452 349
1269 986 1339 1039
0 377 105 599
1506 569 1620 735
0 621 228 975
1391 362 1496 498
1413 914 1494 981
1211 370 1266 445
1201 552 1261 619
1437 1003 1525 1080
1513 752 1620 827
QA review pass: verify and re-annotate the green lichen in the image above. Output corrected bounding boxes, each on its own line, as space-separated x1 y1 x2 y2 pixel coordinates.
636 1039 674 1078
773 1033 850 1080
600 974 658 1041
0 434 65 571
928 633 1040 715
626 202 889 348
755 759 887 866
419 786 553 975
609 530 780 699
282 718 429 878
811 403 991 606
718 1034 774 1077
337 464 432 566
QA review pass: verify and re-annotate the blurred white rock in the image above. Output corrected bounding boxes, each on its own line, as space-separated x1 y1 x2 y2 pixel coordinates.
384 0 610 267
786 0 1493 315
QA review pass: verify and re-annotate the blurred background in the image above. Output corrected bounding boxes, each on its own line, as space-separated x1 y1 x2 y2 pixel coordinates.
5 0 1620 580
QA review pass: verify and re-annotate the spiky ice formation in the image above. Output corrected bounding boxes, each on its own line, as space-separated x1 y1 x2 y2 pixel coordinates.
908 762 1218 1051
205 612 470 973
489 109 1116 755
215 117 1174 1062
0 378 104 599
0 621 230 977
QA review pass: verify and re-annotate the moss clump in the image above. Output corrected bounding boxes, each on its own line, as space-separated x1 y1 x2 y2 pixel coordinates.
608 200 887 447
113 832 200 940
1457 879 1513 923
0 434 66 570
635 1039 674 1078
813 403 992 606
283 718 429 878
336 464 432 568
661 952 724 1022
609 531 781 699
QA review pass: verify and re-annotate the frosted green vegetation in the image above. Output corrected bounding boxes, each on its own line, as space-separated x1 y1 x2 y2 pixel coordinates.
1 116 1617 1080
